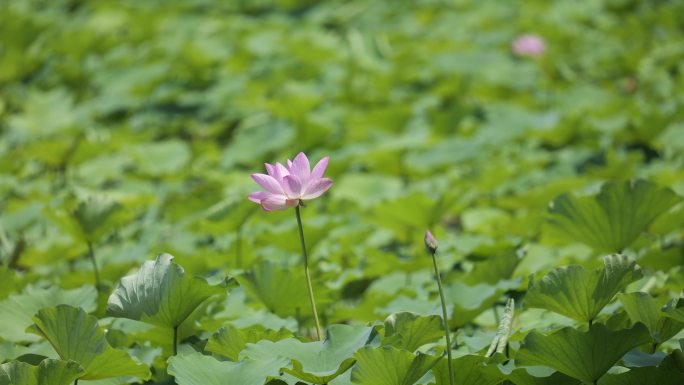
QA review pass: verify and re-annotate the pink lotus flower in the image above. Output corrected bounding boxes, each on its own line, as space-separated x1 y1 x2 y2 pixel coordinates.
248 152 333 211
512 34 545 57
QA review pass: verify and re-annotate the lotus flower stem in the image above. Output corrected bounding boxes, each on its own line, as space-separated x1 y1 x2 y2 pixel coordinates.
295 205 323 341
236 226 243 268
425 230 454 385
173 326 178 356
87 242 101 289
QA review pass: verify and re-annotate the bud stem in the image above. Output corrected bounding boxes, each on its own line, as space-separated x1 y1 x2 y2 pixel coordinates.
431 249 454 385
87 241 101 290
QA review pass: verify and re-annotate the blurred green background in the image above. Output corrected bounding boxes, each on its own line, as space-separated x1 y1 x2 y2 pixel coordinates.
1 0 683 322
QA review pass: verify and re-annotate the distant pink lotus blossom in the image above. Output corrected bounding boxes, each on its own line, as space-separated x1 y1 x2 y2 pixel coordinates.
512 34 545 57
248 152 332 211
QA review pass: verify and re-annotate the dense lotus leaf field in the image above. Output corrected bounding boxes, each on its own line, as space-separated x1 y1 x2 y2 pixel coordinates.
1 0 684 384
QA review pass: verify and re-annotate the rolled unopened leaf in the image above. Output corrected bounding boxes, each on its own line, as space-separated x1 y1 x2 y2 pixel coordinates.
486 298 515 357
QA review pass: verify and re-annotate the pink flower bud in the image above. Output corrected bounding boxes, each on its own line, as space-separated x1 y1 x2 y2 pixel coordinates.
512 34 545 57
424 230 438 254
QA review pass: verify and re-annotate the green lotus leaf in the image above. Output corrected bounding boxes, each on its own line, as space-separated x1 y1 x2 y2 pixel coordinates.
446 279 518 327
168 351 287 385
242 324 376 384
506 367 580 385
598 366 684 385
548 180 682 252
0 359 83 385
205 324 292 361
432 354 504 385
664 297 684 324
460 247 522 286
106 254 226 328
28 305 150 381
619 293 684 344
350 345 441 385
236 260 316 318
516 323 651 384
383 312 444 352
48 194 123 244
130 139 190 176
0 286 97 342
525 254 641 323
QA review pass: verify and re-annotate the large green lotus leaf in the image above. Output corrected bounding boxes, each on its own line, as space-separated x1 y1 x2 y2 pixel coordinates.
220 122 294 168
350 346 441 385
431 354 504 385
524 254 641 323
28 305 150 381
659 344 684 373
664 298 684 324
130 140 190 176
0 286 97 342
598 366 684 385
106 254 225 328
446 280 517 327
383 312 444 352
236 260 313 318
459 247 522 286
369 193 438 239
619 293 684 344
331 173 403 209
205 324 292 361
48 194 123 244
506 368 580 385
547 180 682 252
167 351 287 385
0 359 83 385
516 323 651 384
242 324 376 384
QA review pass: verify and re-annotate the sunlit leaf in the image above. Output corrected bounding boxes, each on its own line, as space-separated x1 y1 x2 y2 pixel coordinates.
242 324 377 384
548 180 682 252
0 286 97 342
168 351 287 385
28 305 150 380
0 359 83 385
350 346 441 385
524 254 641 323
619 292 684 344
383 312 444 352
205 324 292 361
106 254 226 328
236 260 311 318
516 323 651 384
432 354 504 385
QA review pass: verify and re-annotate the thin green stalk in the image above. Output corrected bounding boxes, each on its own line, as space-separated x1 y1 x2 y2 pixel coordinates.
236 226 243 269
173 326 178 356
431 250 454 385
87 242 100 289
294 205 323 341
